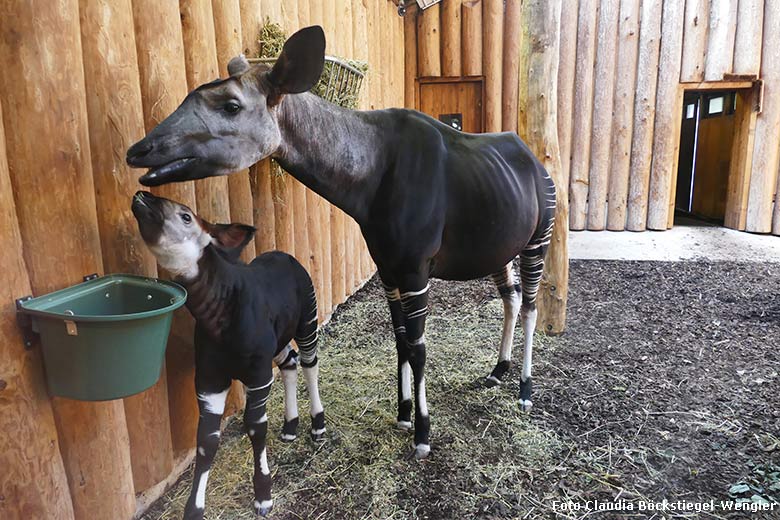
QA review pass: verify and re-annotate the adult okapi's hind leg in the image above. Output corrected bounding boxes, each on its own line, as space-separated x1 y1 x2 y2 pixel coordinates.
381 280 414 431
486 263 522 387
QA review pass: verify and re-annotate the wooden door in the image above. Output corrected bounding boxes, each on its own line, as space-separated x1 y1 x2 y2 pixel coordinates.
676 93 699 212
691 92 736 221
417 77 484 133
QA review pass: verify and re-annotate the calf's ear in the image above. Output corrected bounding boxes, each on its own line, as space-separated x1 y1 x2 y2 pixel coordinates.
228 54 251 76
208 223 256 255
267 25 326 95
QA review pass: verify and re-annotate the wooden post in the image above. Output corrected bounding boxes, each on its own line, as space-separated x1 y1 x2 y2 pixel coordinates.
646 0 684 230
732 0 763 76
0 100 76 520
606 0 640 231
625 0 663 231
0 2 136 518
133 0 201 456
213 0 257 264
342 0 357 294
441 0 462 77
417 3 441 77
483 0 503 132
557 0 578 203
704 0 737 82
522 0 567 334
568 0 598 230
462 0 483 76
353 0 371 285
240 0 263 55
501 0 522 132
746 1 780 233
79 0 175 492
680 0 709 82
292 0 312 276
586 0 620 230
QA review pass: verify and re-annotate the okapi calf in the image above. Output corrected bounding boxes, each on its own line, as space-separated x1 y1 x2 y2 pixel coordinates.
127 26 556 460
131 191 325 519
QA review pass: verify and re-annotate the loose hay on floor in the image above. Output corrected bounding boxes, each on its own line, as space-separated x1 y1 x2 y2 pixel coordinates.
143 260 779 520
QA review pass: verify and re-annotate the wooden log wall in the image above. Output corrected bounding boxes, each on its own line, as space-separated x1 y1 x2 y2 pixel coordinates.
408 0 780 235
0 1 402 518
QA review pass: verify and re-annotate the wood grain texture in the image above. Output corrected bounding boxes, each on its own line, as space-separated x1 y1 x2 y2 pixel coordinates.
501 0 522 132
606 0 640 230
568 0 598 229
732 0 763 75
483 0 504 132
625 0 663 231
747 0 780 232
441 0 462 77
724 89 758 230
586 0 620 230
647 0 685 230
404 4 418 108
680 0 709 82
79 0 175 492
704 0 737 81
462 0 483 76
133 0 200 456
0 2 137 518
0 99 75 520
239 0 263 55
522 0 567 334
212 0 257 266
557 0 579 196
418 3 442 77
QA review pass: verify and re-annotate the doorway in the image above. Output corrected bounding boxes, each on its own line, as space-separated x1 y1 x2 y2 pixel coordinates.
417 76 485 133
675 90 737 225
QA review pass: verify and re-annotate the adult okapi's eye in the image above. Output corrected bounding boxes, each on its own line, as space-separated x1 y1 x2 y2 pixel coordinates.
180 213 192 224
223 100 241 114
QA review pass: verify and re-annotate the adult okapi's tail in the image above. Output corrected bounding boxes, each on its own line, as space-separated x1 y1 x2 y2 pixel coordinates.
294 275 319 367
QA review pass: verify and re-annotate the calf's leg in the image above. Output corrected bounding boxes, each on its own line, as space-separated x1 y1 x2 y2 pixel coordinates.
274 344 300 441
183 379 230 520
244 368 274 517
381 279 413 430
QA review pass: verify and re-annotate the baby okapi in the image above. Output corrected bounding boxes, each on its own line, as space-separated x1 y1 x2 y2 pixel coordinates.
127 26 556 460
131 191 324 519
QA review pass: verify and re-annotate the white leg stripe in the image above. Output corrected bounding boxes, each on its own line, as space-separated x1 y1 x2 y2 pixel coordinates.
400 284 430 299
400 361 412 401
197 389 229 415
260 448 270 475
521 308 537 381
408 333 425 346
194 470 209 509
246 376 274 392
302 365 324 416
281 367 299 422
418 377 428 417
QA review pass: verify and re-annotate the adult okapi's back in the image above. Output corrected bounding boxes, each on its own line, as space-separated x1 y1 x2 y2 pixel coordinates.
126 25 556 460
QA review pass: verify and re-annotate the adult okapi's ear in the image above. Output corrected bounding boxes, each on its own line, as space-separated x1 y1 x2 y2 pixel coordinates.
228 54 251 76
206 222 256 257
267 25 326 96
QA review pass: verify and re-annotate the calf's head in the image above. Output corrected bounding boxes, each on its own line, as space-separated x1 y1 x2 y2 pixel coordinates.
126 25 326 186
131 191 255 279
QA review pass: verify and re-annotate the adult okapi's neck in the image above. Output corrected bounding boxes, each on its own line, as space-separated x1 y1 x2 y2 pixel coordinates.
272 93 390 223
177 246 238 342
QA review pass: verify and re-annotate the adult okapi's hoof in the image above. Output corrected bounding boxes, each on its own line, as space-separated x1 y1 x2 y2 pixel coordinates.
485 360 511 387
280 417 299 442
254 499 273 517
519 377 533 413
310 411 326 442
484 375 501 388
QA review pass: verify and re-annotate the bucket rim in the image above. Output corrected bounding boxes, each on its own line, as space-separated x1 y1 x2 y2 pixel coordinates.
18 273 187 322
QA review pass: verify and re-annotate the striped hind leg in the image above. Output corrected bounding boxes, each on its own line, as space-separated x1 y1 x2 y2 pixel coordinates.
517 219 554 412
294 283 325 442
486 262 522 387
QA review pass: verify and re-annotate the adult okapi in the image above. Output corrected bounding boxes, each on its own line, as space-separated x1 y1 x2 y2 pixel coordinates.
127 26 556 460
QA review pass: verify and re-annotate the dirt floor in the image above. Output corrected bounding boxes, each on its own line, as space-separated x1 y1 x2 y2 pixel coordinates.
143 260 779 520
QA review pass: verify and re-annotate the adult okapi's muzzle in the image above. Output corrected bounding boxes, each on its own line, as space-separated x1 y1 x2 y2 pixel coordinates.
126 124 210 187
131 191 166 244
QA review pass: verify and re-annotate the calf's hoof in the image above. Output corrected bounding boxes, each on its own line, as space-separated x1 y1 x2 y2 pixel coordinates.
254 499 273 518
280 417 299 442
484 375 501 388
310 411 326 442
405 442 431 460
396 420 412 431
519 377 533 413
485 360 511 388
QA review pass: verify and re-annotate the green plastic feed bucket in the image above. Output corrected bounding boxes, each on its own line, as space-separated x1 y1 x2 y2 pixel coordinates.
19 274 187 401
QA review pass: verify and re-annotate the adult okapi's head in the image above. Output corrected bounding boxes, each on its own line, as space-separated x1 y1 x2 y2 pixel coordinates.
126 26 326 187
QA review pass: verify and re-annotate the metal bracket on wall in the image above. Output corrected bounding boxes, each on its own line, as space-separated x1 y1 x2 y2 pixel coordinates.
753 79 764 114
83 273 99 282
15 296 35 350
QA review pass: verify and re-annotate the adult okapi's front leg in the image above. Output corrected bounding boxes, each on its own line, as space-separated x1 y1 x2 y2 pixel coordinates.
183 377 231 520
244 368 275 517
398 277 431 459
381 280 413 430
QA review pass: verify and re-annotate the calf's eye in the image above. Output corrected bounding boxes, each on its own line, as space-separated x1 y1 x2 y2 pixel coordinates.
181 213 192 224
224 101 241 114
